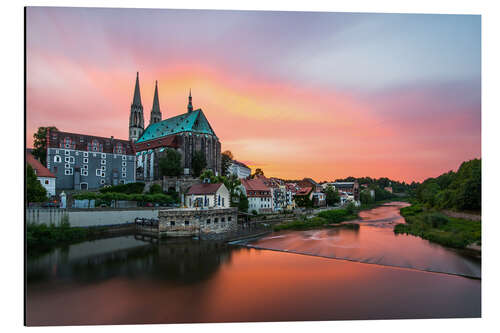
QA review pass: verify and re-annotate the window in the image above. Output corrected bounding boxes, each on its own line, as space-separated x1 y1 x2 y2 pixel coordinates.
81 170 88 176
101 153 106 159
222 197 225 207
122 161 126 167
122 173 126 178
64 150 70 155
100 179 105 184
75 151 79 156
228 217 232 222
122 167 127 172
122 155 126 160
83 157 88 164
96 169 101 176
44 180 49 185
54 155 61 163
185 220 189 226
170 221 175 226
101 159 106 165
65 163 70 169
83 152 88 157
64 168 73 175
221 217 225 222
206 219 211 224
55 149 59 154
214 218 218 223
101 166 106 171
101 172 106 177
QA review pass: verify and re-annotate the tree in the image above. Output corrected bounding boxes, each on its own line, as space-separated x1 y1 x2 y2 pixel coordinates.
221 150 233 176
26 164 47 203
159 149 182 177
251 168 264 179
324 185 340 206
238 193 249 212
149 184 163 194
223 173 241 203
191 151 207 177
32 126 58 166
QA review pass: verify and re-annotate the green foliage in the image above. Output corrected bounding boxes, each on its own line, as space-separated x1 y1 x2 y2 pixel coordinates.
149 184 163 194
238 193 249 213
294 194 313 208
414 159 481 211
191 151 207 177
221 150 233 176
360 189 375 205
32 126 58 166
27 222 93 252
100 182 145 194
26 164 47 203
251 168 264 179
159 149 182 177
73 191 174 205
317 208 357 223
324 185 340 206
395 204 481 248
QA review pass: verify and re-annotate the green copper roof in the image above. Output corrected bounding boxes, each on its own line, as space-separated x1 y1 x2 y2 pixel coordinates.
136 109 216 143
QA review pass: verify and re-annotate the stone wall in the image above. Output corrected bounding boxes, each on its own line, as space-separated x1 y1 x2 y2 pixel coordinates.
27 208 160 227
158 207 238 237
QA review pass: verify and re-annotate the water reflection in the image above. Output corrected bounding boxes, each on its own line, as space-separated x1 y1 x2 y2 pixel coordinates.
243 202 481 278
26 202 481 326
27 236 238 285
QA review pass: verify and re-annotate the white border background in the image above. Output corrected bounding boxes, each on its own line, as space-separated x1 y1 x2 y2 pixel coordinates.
1 0 499 332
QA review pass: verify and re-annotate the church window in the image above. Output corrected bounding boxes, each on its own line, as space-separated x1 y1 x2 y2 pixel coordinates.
114 143 123 154
64 137 73 149
54 155 61 163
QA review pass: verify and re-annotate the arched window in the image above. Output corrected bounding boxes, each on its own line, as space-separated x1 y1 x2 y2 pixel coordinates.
114 142 123 154
54 155 61 163
88 139 102 152
64 137 73 149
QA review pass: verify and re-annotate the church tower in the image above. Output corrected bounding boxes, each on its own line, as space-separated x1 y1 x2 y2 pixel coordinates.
187 89 193 113
129 72 144 142
149 80 162 125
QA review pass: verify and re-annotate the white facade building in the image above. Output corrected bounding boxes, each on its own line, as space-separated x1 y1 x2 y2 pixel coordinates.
228 160 251 179
186 183 230 209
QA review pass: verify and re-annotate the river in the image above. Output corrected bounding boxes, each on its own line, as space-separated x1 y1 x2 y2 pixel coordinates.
26 202 481 326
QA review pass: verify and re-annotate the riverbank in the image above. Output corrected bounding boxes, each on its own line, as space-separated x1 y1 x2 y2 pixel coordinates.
27 222 135 256
394 204 481 250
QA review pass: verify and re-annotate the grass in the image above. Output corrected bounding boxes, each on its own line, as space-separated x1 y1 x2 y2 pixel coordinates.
273 208 358 231
27 221 101 254
394 204 481 249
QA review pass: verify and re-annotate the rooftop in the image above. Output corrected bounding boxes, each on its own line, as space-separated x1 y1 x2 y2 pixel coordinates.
187 183 223 195
26 152 55 178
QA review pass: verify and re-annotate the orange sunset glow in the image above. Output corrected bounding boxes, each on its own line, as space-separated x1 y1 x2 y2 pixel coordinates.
26 7 481 183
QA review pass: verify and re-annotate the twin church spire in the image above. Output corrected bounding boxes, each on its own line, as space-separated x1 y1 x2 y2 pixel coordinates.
129 72 195 142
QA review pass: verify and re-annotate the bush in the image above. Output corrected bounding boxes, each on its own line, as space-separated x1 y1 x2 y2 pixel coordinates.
149 184 163 194
317 209 356 223
100 182 145 194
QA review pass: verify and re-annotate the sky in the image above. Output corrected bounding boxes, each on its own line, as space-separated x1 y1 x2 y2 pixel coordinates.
26 7 481 183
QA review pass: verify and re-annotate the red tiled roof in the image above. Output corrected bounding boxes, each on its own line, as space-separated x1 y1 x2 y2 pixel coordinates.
241 178 272 197
295 187 312 196
134 134 180 152
26 152 55 178
187 183 222 195
47 129 135 155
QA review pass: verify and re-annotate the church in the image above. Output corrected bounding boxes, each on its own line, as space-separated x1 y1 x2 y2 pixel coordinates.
129 72 222 181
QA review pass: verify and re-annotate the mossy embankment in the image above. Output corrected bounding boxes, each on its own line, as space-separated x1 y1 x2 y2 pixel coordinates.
273 207 359 231
394 204 481 249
